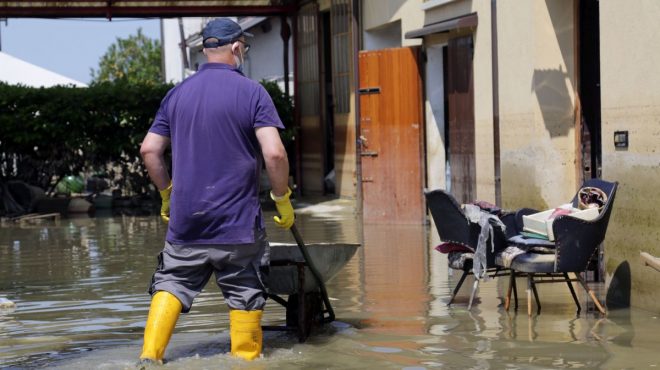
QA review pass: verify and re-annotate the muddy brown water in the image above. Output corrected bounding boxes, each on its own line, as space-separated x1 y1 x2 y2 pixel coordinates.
1 200 659 369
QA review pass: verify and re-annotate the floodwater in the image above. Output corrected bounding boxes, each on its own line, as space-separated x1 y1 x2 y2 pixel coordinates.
1 198 659 369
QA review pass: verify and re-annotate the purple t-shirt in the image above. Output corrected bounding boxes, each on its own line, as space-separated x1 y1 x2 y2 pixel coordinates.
149 63 284 244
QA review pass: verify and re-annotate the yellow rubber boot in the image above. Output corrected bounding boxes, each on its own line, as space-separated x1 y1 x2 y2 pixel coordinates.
140 291 182 363
230 309 263 361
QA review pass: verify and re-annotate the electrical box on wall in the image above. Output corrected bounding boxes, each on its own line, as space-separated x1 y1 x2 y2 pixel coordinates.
614 131 628 149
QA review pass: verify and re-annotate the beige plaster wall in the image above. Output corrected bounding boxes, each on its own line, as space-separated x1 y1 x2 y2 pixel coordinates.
335 101 358 198
497 0 577 210
362 0 424 46
424 35 448 192
422 0 496 202
600 0 660 313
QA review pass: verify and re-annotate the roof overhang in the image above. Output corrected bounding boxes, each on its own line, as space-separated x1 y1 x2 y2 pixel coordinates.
405 12 477 39
0 1 297 19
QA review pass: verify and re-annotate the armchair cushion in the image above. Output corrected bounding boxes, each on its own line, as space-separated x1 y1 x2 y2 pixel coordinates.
508 235 556 254
496 252 556 273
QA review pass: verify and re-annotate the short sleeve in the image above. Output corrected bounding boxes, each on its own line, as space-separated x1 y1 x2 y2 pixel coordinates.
253 85 285 130
149 90 173 137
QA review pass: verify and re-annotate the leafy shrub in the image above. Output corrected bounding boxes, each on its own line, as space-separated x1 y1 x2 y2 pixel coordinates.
0 81 171 194
0 79 295 194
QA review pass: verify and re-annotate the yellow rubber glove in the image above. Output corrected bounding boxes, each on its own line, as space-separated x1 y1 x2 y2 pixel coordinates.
270 187 294 229
159 182 172 223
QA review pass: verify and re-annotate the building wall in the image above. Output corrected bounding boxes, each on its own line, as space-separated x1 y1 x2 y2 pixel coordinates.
363 20 402 50
242 17 294 91
497 0 577 209
419 0 660 312
421 0 497 202
362 0 424 47
162 17 294 86
161 17 207 83
162 18 184 83
600 0 660 313
422 0 577 207
424 41 447 192
335 109 357 198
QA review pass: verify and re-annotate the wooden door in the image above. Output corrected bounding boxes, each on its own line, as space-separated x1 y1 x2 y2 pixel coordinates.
447 36 476 204
359 47 424 224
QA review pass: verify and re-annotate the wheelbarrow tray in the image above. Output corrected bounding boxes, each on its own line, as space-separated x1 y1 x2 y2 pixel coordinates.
268 242 360 295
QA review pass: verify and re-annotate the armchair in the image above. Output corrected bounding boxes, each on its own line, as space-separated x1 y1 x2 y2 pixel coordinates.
425 189 513 309
498 179 618 316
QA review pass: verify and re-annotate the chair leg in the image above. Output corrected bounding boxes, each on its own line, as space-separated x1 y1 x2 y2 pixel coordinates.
512 273 519 311
505 270 515 311
530 278 541 315
576 273 606 315
563 272 581 314
527 274 533 316
504 271 516 311
448 270 469 306
467 279 480 310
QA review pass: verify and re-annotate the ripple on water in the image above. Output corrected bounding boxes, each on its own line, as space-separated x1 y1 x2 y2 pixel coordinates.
2 213 660 369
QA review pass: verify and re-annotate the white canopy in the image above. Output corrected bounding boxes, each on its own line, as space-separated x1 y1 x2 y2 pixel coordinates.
0 51 87 88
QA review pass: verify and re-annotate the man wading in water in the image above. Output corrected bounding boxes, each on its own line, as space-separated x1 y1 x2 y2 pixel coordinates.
138 17 294 364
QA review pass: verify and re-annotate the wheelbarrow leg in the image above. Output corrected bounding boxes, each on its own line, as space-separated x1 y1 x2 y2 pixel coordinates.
291 225 335 323
297 264 308 342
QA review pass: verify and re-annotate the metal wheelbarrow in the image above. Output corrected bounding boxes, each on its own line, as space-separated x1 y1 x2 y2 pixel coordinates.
263 225 360 342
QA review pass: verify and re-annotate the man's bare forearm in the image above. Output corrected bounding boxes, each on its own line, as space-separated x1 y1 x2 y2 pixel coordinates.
140 132 171 191
265 155 289 197
143 152 171 191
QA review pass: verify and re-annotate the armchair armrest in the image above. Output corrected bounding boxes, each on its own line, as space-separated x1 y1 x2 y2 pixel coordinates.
552 213 606 272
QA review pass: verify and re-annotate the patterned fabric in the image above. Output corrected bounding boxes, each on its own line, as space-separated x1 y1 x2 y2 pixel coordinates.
448 251 474 270
508 235 556 254
497 246 527 268
497 238 557 268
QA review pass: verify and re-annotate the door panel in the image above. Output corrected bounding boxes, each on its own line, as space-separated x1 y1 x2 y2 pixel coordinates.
447 36 476 204
359 47 424 224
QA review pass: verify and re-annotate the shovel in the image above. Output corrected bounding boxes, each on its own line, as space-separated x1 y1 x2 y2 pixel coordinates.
290 224 335 323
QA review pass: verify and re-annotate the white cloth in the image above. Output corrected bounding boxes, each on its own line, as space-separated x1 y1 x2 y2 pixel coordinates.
464 204 506 280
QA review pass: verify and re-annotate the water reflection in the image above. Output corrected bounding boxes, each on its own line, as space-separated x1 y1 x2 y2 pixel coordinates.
0 202 659 369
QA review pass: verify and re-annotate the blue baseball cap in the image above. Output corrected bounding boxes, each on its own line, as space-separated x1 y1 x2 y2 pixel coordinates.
202 18 253 48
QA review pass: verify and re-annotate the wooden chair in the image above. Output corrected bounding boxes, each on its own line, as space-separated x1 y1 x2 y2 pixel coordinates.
425 189 514 309
497 179 618 316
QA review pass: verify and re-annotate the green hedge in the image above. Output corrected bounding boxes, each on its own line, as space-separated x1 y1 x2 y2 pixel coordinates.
0 81 171 195
0 80 294 195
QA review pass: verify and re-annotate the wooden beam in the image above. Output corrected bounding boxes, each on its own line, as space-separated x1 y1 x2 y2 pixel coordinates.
0 3 297 18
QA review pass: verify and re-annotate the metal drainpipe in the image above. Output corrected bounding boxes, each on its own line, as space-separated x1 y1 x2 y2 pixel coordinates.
178 17 190 71
292 12 303 196
491 0 502 206
351 0 363 219
281 15 291 98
